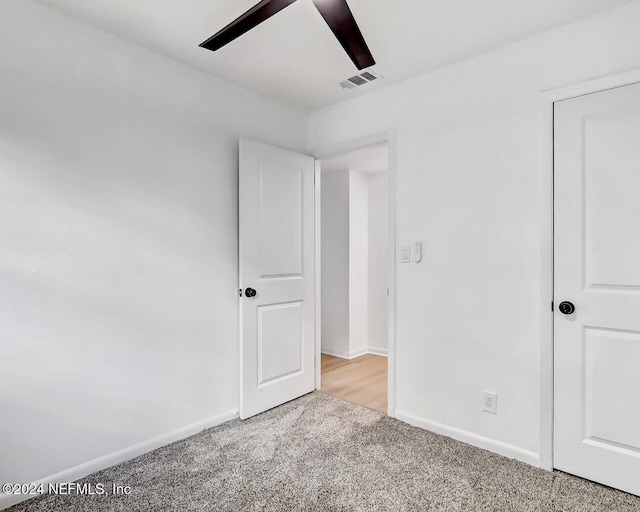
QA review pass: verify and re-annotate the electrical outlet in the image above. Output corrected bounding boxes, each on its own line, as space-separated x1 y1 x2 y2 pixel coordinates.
483 392 497 414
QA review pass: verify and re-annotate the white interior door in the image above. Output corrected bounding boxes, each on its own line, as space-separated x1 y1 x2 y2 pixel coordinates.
239 138 316 419
554 82 640 496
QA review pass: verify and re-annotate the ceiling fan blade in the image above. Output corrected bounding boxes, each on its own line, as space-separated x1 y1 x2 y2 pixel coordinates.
312 0 375 70
200 0 298 52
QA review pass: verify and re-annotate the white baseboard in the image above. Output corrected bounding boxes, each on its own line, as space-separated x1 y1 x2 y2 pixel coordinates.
0 409 238 511
395 410 540 467
321 347 388 359
321 347 351 359
347 347 369 359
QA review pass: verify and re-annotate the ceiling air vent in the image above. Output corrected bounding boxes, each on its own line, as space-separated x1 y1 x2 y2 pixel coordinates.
339 71 382 90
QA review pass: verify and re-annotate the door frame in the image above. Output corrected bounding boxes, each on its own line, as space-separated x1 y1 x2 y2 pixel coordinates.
311 130 398 416
538 67 640 471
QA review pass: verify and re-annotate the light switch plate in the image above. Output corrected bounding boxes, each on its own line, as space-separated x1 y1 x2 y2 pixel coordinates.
414 241 423 263
401 246 410 263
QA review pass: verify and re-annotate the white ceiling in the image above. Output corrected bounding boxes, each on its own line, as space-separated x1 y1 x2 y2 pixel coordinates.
321 144 388 174
34 0 633 111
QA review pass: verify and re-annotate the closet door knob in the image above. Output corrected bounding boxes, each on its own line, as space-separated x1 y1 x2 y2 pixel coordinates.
558 301 575 315
245 287 257 298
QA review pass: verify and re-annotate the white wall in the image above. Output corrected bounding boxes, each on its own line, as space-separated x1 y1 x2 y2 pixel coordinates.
0 0 305 505
367 172 388 354
348 170 369 357
320 171 350 357
307 1 640 464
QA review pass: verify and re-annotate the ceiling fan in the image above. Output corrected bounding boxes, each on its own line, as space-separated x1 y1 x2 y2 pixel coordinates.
199 0 375 70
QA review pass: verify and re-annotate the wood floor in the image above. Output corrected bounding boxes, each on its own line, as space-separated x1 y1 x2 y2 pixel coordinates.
320 353 387 413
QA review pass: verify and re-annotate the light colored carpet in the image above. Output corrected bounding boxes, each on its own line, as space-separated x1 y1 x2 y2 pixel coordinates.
8 392 640 511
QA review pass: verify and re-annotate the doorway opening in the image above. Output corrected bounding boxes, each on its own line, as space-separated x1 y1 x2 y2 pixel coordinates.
317 143 389 413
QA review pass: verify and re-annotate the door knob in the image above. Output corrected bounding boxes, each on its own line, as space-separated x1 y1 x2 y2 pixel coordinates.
558 301 575 315
245 287 257 298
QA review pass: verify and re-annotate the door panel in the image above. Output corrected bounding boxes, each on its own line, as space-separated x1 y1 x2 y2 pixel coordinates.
257 301 303 386
584 327 640 451
239 139 315 419
258 163 303 278
554 82 640 496
584 110 640 288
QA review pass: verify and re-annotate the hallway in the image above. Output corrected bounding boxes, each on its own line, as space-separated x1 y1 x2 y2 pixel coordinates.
320 354 387 413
